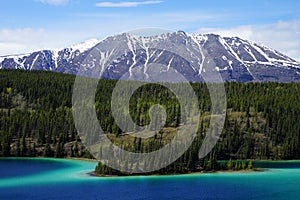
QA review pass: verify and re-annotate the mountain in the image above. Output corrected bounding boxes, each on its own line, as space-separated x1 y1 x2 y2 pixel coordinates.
1 31 300 82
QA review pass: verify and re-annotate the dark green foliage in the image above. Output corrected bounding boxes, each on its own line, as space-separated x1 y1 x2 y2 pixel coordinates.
0 70 86 157
0 70 300 175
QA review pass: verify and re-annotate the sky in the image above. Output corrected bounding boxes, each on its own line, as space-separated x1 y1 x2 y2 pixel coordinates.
1 0 300 61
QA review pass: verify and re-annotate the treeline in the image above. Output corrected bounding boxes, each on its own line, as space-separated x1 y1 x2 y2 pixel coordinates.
0 69 300 175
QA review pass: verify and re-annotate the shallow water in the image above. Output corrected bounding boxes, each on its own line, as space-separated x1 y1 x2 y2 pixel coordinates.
1 158 300 199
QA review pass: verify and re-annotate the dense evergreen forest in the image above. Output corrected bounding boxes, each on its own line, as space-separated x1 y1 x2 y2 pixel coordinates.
0 69 300 175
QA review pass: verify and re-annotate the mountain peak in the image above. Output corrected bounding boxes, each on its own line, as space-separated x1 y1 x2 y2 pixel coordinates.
1 32 300 82
66 38 100 53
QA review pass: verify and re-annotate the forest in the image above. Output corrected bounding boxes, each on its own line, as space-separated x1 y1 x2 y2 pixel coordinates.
0 69 300 175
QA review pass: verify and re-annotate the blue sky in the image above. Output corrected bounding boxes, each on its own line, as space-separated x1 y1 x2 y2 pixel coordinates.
1 0 300 60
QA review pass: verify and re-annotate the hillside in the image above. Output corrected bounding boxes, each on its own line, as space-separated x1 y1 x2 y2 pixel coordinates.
1 70 300 174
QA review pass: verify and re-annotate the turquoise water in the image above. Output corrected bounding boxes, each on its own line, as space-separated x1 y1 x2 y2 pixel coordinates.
1 158 300 199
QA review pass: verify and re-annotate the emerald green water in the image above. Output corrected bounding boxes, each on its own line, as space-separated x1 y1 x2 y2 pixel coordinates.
1 158 300 199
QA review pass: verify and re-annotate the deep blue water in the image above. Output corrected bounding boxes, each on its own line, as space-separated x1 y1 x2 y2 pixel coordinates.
0 158 70 178
1 158 300 199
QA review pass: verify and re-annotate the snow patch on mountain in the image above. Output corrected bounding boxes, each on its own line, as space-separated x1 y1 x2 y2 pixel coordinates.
1 31 300 82
67 38 100 53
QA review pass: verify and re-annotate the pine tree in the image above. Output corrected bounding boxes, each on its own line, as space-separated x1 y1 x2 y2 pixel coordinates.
227 159 233 170
242 161 246 170
248 160 253 170
43 143 53 157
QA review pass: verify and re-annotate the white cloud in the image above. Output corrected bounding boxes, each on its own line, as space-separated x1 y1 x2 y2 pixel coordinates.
0 28 45 43
37 0 69 6
0 28 104 56
96 1 163 8
196 21 300 62
0 28 46 56
0 43 28 56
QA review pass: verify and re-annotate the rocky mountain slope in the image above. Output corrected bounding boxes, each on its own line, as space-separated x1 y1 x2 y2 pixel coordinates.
1 31 299 82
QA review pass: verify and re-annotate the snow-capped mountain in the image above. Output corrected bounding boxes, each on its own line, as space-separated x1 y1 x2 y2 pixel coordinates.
0 38 100 74
1 31 300 82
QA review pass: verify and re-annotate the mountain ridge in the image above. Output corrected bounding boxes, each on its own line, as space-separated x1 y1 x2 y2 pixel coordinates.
1 31 300 82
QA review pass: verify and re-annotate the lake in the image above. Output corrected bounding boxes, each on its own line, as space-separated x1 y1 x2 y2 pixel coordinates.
1 158 300 199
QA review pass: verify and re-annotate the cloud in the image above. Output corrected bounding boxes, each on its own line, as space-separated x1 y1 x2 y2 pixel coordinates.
196 21 300 62
0 28 45 43
37 0 69 6
0 28 102 56
0 43 28 56
0 28 47 56
96 1 163 8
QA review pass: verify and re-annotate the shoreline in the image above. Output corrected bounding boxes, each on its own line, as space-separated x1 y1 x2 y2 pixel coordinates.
64 157 98 163
1 157 294 178
0 156 98 162
89 168 266 178
63 157 265 177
